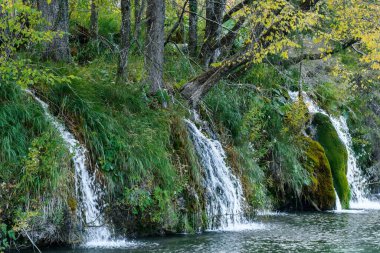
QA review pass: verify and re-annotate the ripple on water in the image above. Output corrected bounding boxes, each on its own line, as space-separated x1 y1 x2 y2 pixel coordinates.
81 239 146 249
21 211 380 253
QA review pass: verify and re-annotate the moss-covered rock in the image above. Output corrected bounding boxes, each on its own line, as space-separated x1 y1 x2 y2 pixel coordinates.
302 137 336 210
312 113 350 208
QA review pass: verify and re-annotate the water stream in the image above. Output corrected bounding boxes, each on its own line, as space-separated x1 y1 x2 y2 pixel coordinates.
26 90 133 248
289 91 380 209
185 118 254 230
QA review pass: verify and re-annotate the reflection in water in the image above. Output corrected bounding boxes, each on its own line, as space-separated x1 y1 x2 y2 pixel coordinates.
22 210 380 253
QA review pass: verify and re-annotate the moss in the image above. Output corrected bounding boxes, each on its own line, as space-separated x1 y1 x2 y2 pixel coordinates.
312 113 350 208
68 197 77 212
302 137 336 210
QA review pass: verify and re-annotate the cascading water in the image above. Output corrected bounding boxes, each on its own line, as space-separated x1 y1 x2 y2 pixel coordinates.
335 191 342 211
289 91 380 210
185 117 263 231
26 90 134 247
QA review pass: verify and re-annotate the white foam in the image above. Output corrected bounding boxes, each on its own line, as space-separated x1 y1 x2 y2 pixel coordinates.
256 210 288 216
330 209 366 214
82 239 141 249
350 200 380 210
207 222 267 232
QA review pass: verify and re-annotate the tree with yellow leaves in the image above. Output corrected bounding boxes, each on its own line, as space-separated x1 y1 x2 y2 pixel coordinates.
180 0 380 107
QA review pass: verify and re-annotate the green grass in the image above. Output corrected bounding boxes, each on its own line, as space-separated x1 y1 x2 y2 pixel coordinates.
0 82 73 232
33 56 205 233
315 82 349 116
38 61 178 189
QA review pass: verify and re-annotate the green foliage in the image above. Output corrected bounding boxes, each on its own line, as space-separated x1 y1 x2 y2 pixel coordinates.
242 64 286 90
249 91 309 201
124 188 153 215
315 82 349 116
0 1 72 88
0 83 49 179
98 11 121 41
47 81 178 189
204 64 288 145
271 134 310 199
284 99 309 135
339 51 359 71
270 100 311 200
70 0 120 40
313 113 350 208
20 130 72 202
0 223 16 252
233 144 271 209
69 2 121 63
165 51 202 89
345 78 380 173
205 82 250 141
0 83 72 205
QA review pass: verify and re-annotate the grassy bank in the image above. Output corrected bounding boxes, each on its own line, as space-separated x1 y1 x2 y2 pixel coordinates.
2 48 380 246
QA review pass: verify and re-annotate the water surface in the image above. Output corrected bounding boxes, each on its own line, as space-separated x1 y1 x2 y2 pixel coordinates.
23 210 380 253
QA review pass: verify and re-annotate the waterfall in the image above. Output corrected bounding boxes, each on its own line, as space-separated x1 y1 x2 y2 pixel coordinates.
335 190 342 211
26 90 134 248
289 91 380 209
185 117 262 231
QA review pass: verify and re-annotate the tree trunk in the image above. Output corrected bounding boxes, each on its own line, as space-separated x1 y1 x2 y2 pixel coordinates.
188 0 198 57
90 0 99 40
134 0 145 40
145 0 165 94
200 0 227 67
37 0 70 62
180 52 248 107
117 0 131 82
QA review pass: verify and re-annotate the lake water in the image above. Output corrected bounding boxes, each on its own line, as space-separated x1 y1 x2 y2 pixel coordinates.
21 210 380 253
